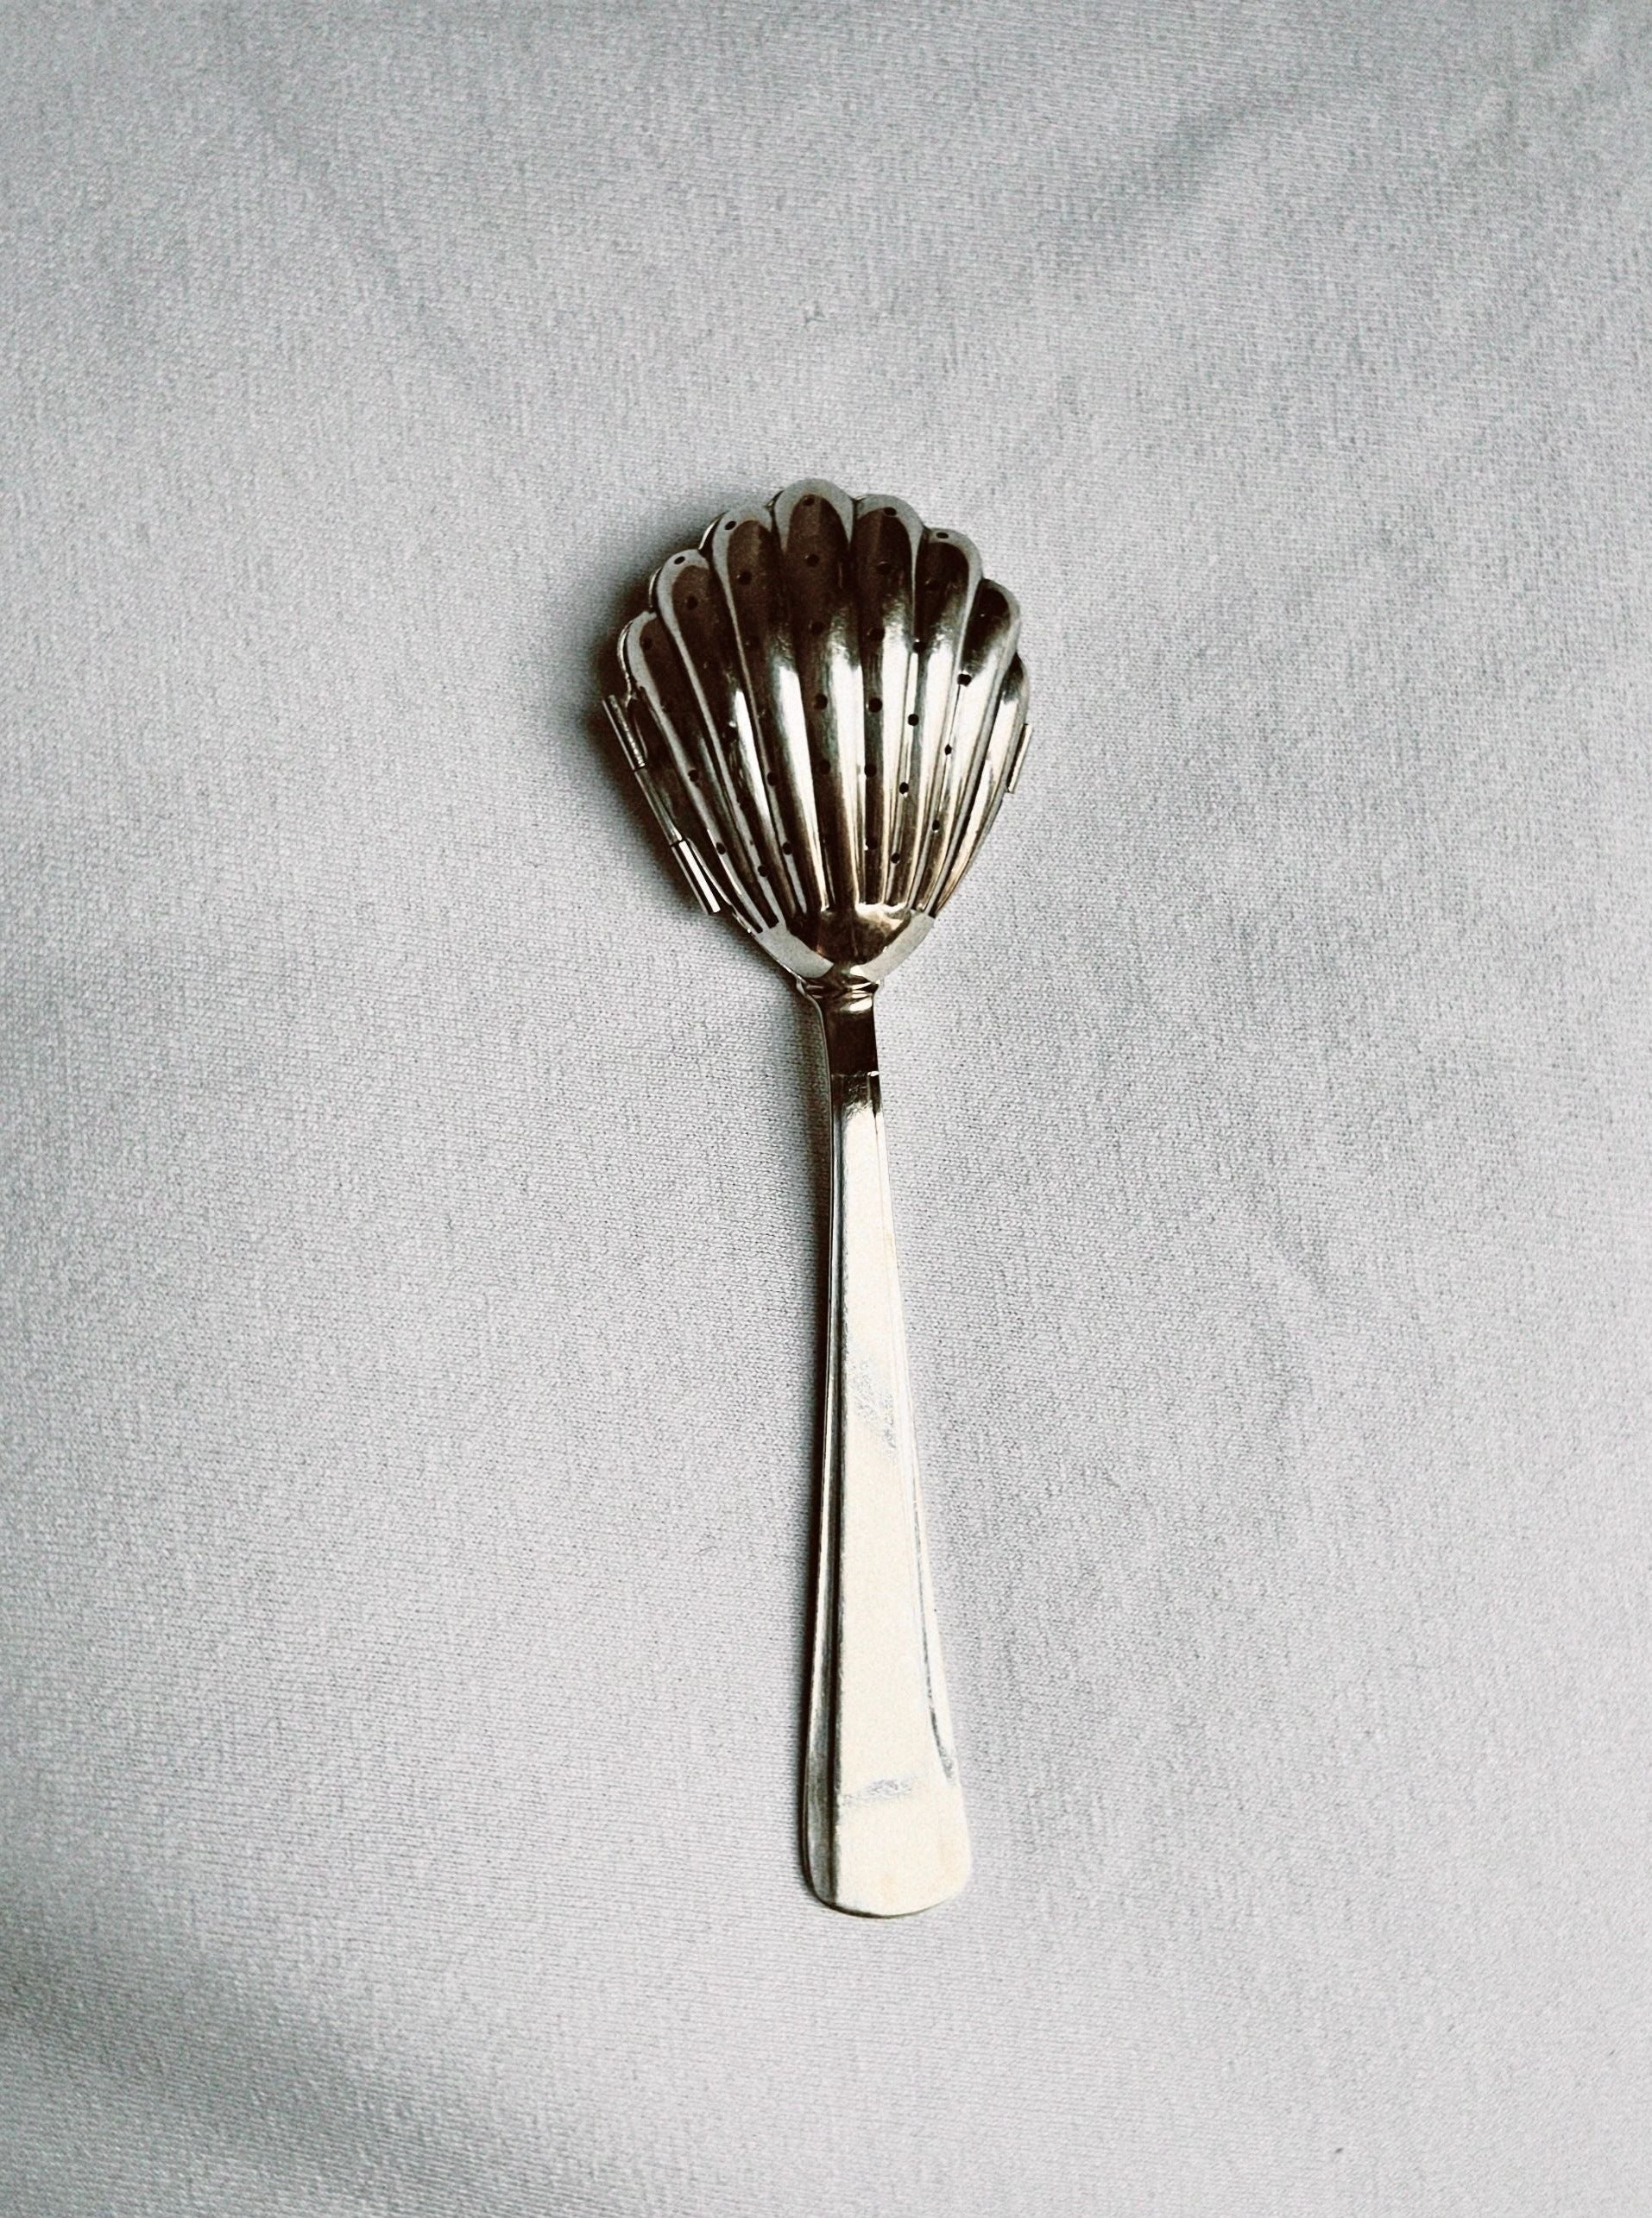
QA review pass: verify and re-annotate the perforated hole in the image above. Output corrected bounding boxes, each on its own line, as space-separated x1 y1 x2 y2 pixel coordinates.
684 596 698 610
737 570 752 584
908 713 919 726
813 692 827 709
804 553 820 567
899 782 909 794
868 696 882 711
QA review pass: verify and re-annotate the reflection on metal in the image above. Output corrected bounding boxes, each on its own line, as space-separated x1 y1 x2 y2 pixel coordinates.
606 481 1031 1917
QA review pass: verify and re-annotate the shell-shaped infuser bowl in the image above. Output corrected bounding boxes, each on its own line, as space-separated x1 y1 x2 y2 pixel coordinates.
605 480 1031 992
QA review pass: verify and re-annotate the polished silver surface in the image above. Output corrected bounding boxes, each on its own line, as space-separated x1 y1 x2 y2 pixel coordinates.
607 480 1029 1917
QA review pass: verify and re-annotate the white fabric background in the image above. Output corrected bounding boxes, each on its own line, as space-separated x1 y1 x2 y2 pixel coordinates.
3 3 1649 2211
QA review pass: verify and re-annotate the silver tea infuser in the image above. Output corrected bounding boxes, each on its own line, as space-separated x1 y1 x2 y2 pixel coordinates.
605 480 1029 1915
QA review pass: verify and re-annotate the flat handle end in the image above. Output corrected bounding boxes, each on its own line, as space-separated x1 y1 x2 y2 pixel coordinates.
807 1774 971 1918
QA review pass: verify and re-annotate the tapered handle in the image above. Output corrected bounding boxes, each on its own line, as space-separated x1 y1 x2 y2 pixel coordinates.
803 991 969 1916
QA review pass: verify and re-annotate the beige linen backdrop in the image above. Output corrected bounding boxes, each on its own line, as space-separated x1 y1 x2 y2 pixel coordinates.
3 3 1649 2212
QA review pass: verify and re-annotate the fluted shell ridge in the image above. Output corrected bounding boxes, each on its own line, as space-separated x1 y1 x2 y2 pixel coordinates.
606 480 1030 983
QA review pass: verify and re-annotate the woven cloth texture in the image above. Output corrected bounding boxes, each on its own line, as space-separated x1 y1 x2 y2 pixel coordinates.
3 3 1649 2212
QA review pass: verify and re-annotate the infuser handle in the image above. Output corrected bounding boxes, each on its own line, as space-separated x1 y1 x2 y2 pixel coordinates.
801 989 970 1917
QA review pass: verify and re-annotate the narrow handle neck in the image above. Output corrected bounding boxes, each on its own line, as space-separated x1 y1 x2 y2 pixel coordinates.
813 986 880 1080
